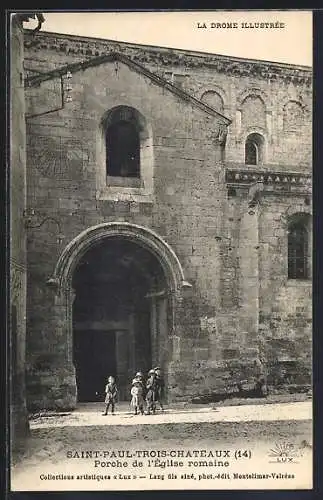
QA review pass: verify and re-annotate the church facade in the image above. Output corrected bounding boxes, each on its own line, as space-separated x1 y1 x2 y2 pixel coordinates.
21 30 312 410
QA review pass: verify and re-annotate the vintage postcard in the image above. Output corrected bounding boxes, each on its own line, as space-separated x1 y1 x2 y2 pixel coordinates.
9 10 313 492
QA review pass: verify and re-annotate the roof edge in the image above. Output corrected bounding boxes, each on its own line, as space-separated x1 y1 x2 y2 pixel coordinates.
25 51 232 124
24 29 312 73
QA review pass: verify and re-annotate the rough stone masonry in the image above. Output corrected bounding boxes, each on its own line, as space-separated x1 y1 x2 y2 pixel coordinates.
21 30 312 410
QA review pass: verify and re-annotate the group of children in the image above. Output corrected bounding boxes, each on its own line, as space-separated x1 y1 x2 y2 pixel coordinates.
102 367 165 416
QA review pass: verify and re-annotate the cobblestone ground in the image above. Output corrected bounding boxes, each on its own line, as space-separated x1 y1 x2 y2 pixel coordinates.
11 401 313 492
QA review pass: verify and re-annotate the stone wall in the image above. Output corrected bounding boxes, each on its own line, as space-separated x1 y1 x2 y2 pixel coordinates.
23 31 312 407
24 30 312 173
10 16 29 443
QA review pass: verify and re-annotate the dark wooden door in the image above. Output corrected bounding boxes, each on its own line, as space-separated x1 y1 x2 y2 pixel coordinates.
74 330 116 402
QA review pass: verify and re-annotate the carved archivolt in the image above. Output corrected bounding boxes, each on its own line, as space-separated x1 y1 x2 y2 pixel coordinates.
49 222 191 295
237 126 268 145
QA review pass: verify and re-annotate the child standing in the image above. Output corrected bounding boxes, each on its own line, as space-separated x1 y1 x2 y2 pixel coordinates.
102 376 118 415
130 373 145 415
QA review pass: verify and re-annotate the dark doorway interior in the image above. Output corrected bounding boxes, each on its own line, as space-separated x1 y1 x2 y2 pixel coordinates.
72 237 167 402
74 330 116 402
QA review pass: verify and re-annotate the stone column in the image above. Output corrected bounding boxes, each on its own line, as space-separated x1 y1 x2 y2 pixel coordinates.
266 111 272 137
48 283 77 409
236 110 242 135
150 297 158 367
238 186 261 347
10 264 29 445
157 297 168 368
66 286 76 365
148 289 169 368
166 289 184 402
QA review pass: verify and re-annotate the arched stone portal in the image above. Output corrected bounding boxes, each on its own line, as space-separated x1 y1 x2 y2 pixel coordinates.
47 223 191 407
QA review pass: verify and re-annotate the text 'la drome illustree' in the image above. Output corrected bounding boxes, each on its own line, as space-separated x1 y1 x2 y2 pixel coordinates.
197 21 286 29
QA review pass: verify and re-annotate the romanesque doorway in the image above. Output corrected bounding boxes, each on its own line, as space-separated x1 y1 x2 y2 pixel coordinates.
72 237 168 402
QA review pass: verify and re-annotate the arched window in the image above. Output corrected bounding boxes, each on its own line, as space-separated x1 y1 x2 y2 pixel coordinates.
201 90 225 114
245 139 258 165
106 118 140 178
98 106 154 195
245 133 264 165
288 220 309 279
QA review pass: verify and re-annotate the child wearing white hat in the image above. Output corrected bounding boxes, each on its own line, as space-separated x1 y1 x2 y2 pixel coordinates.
130 375 145 415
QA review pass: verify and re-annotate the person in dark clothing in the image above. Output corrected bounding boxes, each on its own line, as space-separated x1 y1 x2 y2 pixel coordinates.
154 366 165 411
102 376 118 415
145 369 157 415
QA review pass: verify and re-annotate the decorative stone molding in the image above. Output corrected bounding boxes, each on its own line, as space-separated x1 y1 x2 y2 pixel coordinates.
49 222 191 295
24 31 312 87
226 168 312 192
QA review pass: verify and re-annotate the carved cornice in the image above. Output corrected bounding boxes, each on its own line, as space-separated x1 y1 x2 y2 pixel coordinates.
24 30 312 87
226 168 312 192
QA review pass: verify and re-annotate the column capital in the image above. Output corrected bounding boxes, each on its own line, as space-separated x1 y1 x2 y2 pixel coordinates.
248 181 264 214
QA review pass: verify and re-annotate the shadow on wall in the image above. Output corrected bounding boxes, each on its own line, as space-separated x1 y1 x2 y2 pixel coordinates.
190 358 312 404
191 378 268 404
